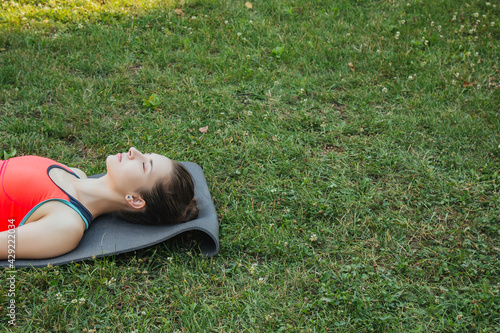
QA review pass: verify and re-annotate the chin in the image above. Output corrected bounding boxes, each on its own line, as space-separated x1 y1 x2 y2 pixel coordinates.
105 155 114 171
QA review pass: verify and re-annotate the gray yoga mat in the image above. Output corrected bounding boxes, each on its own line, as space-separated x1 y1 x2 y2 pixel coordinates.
0 162 219 268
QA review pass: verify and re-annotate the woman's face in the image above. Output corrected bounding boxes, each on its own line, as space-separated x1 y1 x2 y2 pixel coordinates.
106 147 174 199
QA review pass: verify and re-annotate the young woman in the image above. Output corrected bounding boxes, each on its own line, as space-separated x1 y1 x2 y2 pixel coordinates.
0 148 198 259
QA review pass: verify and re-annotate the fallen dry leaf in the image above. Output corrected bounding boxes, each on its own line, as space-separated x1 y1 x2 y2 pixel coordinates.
199 126 208 134
245 2 253 9
348 62 355 71
462 81 473 88
174 8 184 16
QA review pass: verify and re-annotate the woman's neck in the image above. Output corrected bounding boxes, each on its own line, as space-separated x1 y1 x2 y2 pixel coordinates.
72 175 128 218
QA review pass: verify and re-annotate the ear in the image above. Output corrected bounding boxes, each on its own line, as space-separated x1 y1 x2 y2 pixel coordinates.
125 194 146 210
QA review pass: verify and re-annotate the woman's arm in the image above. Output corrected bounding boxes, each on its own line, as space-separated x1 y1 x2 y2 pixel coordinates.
0 205 85 260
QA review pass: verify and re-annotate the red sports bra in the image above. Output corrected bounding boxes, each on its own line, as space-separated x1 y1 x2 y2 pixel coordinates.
0 156 92 232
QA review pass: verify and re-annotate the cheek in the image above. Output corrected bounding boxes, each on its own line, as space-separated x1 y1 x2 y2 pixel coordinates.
122 166 145 188
107 161 143 189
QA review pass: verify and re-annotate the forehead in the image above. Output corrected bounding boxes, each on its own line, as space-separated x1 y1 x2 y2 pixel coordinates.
151 154 174 177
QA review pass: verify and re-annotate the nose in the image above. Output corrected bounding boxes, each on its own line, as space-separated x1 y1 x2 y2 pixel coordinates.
128 147 144 159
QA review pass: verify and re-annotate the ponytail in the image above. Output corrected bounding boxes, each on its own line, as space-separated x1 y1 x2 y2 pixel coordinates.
183 198 199 222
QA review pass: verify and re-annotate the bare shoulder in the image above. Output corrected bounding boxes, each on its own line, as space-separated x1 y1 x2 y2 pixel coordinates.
24 200 87 233
70 167 87 179
1 201 86 259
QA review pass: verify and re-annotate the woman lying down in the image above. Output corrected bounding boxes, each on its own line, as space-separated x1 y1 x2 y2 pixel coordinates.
0 147 198 259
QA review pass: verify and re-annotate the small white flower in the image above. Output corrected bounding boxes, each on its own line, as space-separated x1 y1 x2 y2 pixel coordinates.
237 32 242 36
310 233 318 242
79 297 86 305
246 54 250 60
491 22 495 26
224 20 229 24
141 311 147 315
105 277 117 286
71 299 77 304
408 75 413 80
452 80 456 85
270 188 277 193
249 20 253 24
486 2 491 6
191 16 197 20
346 32 351 36
56 292 62 300
382 87 388 93
376 49 380 53
258 277 266 284
452 15 457 21
248 263 257 275
473 13 479 18
431 21 434 26
455 72 460 78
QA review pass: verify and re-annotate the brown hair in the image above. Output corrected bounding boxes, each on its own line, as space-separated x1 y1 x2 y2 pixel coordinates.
116 161 198 225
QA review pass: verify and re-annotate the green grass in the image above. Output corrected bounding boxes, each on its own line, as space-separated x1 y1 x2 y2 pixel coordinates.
1 0 499 331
